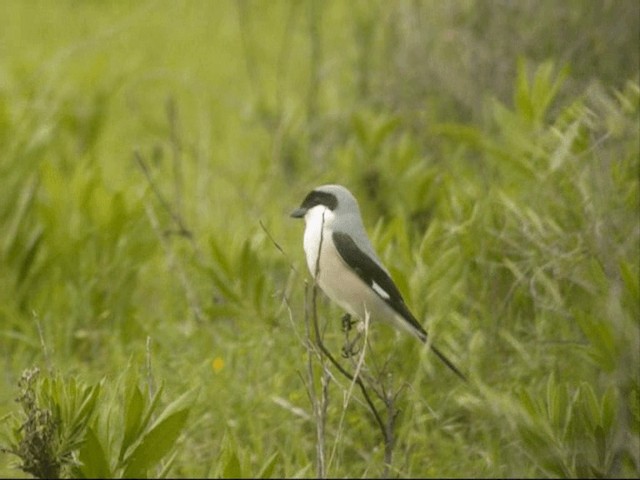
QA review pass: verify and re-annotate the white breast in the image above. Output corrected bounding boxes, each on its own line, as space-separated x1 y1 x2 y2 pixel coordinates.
302 205 329 277
301 206 422 340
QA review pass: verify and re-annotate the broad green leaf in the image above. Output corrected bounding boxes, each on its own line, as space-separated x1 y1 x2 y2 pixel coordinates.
580 383 602 432
515 57 533 123
545 372 565 430
76 426 111 479
137 382 165 441
574 312 616 371
594 425 607 471
122 408 190 478
146 387 198 429
74 382 102 426
119 384 145 461
222 449 242 479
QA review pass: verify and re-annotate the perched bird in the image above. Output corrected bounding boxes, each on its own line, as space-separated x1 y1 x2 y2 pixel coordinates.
291 184 467 381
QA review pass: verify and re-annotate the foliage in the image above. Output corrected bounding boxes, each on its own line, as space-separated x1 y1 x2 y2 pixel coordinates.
0 368 101 478
0 0 638 478
1 364 196 479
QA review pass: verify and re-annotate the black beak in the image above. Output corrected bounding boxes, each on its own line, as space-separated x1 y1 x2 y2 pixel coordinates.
290 207 306 218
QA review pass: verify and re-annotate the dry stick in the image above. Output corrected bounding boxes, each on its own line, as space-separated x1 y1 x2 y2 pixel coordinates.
379 376 399 476
134 151 192 241
309 289 379 397
328 309 371 473
166 98 185 222
259 220 297 273
303 280 327 479
357 336 401 477
141 196 205 324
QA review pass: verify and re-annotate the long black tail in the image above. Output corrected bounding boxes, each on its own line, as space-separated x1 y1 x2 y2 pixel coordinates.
407 313 468 382
430 344 468 383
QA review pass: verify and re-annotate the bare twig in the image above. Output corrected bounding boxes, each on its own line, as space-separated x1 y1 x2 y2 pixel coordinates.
166 97 185 221
304 281 328 479
32 310 52 374
142 201 204 323
134 150 192 240
328 310 371 473
259 219 298 276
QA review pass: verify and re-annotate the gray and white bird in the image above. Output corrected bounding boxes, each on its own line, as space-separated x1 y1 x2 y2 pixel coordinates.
291 184 467 381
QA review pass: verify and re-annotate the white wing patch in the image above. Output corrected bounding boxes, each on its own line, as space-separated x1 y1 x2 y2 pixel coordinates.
371 281 391 300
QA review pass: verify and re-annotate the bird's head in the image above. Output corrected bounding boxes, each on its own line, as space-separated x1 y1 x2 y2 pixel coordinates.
290 184 360 228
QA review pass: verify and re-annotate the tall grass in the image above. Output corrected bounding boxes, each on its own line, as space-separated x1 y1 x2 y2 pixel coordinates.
1 1 638 477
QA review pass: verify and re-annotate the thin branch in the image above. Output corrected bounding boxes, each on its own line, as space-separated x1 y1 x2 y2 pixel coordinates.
259 219 298 275
304 281 327 479
133 150 192 240
142 201 204 323
166 97 185 220
328 310 371 472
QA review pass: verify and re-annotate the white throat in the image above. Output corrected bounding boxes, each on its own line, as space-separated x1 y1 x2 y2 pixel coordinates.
302 205 335 277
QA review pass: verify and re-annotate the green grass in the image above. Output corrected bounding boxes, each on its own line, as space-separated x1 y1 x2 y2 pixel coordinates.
1 0 638 477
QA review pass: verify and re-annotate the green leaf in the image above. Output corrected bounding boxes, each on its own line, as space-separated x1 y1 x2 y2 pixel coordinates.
147 387 197 428
137 382 165 441
545 372 566 431
2 173 38 256
76 426 111 479
574 311 616 371
549 120 581 171
122 387 196 478
515 57 533 123
122 408 190 478
258 451 280 479
619 260 639 318
580 383 602 431
594 425 607 472
74 382 102 428
600 387 617 433
119 384 145 461
222 449 242 479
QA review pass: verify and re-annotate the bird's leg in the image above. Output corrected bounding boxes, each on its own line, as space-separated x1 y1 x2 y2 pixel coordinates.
341 314 363 358
341 313 357 332
341 335 361 358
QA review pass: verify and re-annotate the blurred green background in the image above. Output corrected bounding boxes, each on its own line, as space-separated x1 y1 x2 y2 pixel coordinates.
0 0 638 477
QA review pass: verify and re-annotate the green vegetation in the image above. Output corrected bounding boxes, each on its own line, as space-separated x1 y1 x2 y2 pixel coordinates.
1 1 638 477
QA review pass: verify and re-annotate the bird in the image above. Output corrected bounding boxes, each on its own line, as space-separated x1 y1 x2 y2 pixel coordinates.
291 184 467 382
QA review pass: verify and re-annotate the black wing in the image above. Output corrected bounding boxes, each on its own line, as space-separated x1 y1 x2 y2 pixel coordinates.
332 231 428 338
333 231 468 382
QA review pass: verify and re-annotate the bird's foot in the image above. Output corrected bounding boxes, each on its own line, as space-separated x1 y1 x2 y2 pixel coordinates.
341 332 362 358
341 313 357 332
341 342 360 358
